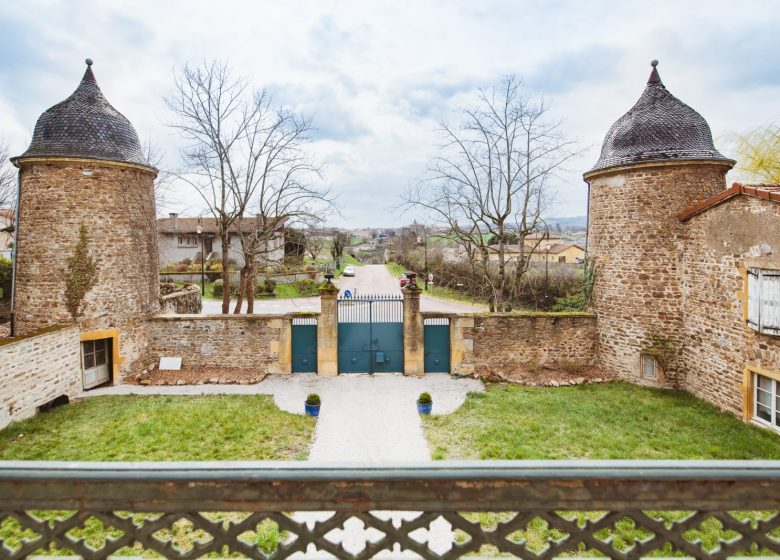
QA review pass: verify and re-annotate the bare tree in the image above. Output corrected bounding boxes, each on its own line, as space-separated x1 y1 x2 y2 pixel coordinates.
227 96 331 314
165 61 259 314
402 75 575 310
142 141 174 210
304 231 326 261
330 231 349 269
0 142 17 211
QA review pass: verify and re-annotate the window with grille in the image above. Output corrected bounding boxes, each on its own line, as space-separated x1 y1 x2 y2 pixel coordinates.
753 373 780 431
177 235 198 248
747 269 780 336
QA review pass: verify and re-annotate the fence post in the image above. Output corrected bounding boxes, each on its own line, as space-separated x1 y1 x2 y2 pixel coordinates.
403 282 424 377
317 281 339 376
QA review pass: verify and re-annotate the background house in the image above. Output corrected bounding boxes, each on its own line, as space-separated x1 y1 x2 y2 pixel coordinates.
157 213 285 268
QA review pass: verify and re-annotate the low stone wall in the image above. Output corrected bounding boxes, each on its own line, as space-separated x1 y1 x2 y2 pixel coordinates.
451 313 598 378
146 314 291 374
0 324 81 429
160 286 202 314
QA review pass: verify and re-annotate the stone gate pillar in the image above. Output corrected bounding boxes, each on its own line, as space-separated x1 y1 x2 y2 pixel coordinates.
317 281 339 377
403 281 424 377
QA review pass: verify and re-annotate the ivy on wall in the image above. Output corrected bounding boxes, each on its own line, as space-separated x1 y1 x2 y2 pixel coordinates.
65 223 98 318
641 330 677 369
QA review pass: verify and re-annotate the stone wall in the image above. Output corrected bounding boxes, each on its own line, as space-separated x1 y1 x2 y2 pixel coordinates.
681 195 780 416
147 314 291 373
159 285 202 314
451 313 598 378
0 324 81 429
586 162 730 387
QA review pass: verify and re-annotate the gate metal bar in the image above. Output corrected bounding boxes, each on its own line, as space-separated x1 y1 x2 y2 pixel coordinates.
1 461 780 559
337 293 404 323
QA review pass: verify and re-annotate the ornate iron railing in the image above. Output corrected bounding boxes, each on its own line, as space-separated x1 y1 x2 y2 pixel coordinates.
2 460 780 559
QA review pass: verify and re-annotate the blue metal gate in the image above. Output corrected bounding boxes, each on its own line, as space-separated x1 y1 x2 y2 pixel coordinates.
292 316 317 373
338 294 404 373
424 317 450 373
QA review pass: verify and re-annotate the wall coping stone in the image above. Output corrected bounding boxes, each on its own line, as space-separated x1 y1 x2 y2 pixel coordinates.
0 323 76 348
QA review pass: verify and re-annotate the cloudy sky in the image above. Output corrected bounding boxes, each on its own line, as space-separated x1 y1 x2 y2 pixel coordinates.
1 0 779 227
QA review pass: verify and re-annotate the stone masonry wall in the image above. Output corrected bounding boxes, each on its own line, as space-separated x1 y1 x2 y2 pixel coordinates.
586 162 729 387
13 161 160 379
0 324 81 429
160 285 202 314
147 315 289 373
682 195 780 416
453 313 598 377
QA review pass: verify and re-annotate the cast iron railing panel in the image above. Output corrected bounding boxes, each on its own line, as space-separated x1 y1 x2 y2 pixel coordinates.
2 461 780 559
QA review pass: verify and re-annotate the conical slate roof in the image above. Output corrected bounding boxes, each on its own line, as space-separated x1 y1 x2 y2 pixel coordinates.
588 61 733 174
15 59 148 167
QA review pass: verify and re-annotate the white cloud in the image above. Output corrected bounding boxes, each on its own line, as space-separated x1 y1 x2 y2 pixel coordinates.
1 0 779 226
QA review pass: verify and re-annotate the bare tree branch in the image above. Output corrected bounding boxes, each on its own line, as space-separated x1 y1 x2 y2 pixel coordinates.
401 75 577 310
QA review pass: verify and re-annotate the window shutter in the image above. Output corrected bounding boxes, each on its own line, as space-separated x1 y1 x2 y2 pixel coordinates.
761 270 780 335
747 269 760 330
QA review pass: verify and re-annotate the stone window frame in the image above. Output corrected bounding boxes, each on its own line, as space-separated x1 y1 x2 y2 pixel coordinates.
80 328 122 389
746 268 780 337
742 364 780 432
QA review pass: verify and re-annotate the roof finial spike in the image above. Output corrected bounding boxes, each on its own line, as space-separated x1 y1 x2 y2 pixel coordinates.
648 59 662 85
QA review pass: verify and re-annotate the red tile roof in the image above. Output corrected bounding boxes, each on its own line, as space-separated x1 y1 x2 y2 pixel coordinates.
678 183 780 221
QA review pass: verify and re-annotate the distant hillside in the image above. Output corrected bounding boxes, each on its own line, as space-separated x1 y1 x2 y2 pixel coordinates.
546 216 587 231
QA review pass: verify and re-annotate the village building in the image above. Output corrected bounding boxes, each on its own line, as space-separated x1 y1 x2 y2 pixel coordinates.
0 208 13 260
157 213 285 268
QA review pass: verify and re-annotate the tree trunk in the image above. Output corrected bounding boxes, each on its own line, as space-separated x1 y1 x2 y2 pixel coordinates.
221 230 231 314
246 263 256 314
233 265 247 314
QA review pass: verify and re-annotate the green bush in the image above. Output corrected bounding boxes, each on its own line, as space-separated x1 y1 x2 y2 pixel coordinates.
417 392 432 405
550 293 586 312
305 393 321 406
212 279 224 297
255 278 277 296
292 278 318 296
0 257 12 284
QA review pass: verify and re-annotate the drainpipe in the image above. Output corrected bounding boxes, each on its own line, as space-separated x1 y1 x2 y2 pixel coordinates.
9 171 21 337
584 180 591 258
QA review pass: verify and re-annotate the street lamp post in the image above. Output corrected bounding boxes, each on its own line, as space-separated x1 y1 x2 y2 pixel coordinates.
196 225 205 296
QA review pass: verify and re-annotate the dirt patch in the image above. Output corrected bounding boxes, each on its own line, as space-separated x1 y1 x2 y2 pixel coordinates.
477 364 614 387
133 367 267 386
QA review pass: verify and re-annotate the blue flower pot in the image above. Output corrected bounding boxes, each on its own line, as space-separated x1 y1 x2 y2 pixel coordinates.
305 403 320 417
417 402 432 415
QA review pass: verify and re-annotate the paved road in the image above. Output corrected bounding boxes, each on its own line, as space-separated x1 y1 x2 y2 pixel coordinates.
198 264 483 314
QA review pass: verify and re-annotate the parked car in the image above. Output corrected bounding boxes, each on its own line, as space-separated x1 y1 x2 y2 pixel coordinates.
399 274 408 287
343 265 356 277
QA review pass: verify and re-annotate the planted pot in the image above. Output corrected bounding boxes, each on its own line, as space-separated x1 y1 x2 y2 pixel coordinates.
417 401 432 415
305 393 321 417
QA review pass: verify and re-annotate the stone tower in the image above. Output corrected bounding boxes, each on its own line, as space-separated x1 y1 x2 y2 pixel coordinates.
584 61 734 386
11 59 159 379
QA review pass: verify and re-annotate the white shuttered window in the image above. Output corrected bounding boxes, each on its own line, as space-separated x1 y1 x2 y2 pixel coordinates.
747 269 780 336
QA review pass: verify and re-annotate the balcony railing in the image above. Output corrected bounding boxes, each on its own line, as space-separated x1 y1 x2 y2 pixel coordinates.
2 460 780 559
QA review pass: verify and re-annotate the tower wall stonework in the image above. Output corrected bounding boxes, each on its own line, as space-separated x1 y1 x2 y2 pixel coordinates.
586 162 729 387
13 159 159 379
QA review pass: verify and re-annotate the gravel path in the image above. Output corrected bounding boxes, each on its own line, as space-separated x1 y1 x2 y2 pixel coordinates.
79 373 483 462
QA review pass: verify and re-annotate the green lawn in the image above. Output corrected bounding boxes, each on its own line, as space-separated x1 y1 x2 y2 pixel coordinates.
0 395 315 461
424 382 780 460
386 261 406 278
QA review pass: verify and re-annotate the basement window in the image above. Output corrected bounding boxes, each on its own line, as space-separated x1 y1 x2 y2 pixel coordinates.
747 269 780 336
753 373 780 431
640 354 659 381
